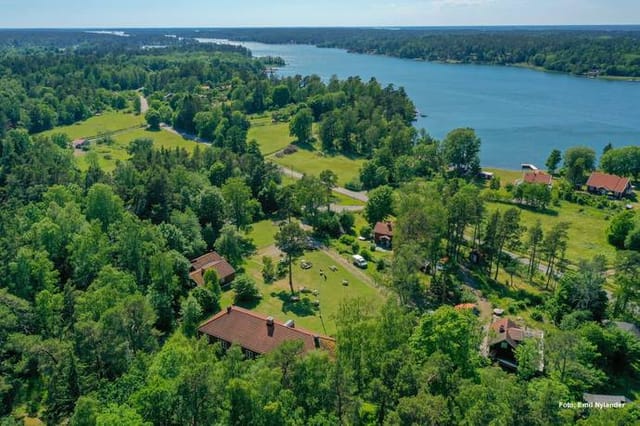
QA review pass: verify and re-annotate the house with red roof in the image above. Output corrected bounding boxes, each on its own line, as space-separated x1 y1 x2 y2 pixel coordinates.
189 251 236 287
373 221 394 248
198 306 335 358
586 172 632 198
488 318 544 371
522 171 553 187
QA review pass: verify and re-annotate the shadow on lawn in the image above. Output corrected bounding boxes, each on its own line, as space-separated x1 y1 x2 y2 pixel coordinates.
272 290 318 317
294 141 363 161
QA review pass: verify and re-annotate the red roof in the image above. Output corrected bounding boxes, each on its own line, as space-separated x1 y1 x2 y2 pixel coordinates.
454 303 477 310
523 171 552 185
374 221 394 237
198 306 335 355
189 252 235 285
489 318 524 348
586 172 631 194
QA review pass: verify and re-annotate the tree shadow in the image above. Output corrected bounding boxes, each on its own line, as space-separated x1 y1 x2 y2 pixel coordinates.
272 290 318 317
234 296 261 310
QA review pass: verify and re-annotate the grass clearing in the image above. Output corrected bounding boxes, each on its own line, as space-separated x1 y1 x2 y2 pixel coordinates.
220 218 386 335
486 199 616 264
226 249 384 336
41 111 145 140
76 128 198 172
249 117 294 155
274 148 365 186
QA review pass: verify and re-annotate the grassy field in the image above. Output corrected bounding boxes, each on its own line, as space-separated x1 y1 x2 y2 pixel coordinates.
248 116 294 155
77 129 198 171
41 111 199 171
274 148 365 186
41 111 145 140
486 199 617 264
219 219 386 335
481 168 618 264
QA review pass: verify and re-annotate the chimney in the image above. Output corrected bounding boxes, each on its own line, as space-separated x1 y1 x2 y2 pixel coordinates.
266 316 274 326
499 325 505 333
226 306 232 314
284 319 295 328
313 336 320 348
387 221 392 231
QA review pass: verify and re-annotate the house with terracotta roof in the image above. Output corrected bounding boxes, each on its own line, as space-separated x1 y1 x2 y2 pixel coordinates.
198 306 335 358
373 221 394 248
586 172 632 198
522 171 553 187
488 318 544 371
189 251 236 287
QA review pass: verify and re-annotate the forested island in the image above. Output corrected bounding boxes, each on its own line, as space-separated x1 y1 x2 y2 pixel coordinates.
1 30 640 425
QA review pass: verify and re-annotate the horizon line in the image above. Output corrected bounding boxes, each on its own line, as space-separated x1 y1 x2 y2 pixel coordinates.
1 24 640 31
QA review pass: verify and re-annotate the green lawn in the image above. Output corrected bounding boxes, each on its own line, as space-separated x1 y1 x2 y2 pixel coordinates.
76 128 198 172
247 220 281 250
41 111 145 140
221 218 386 335
274 148 365 186
484 168 525 185
331 191 365 206
248 117 294 155
486 199 617 265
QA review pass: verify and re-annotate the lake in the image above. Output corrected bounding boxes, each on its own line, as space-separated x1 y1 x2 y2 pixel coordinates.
201 39 640 169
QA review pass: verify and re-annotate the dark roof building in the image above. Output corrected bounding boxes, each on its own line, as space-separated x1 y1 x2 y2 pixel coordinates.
523 171 553 186
586 172 632 198
583 393 631 406
488 318 543 371
189 252 236 286
198 306 335 358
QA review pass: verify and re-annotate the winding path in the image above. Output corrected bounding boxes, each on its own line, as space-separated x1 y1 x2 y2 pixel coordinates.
277 165 370 203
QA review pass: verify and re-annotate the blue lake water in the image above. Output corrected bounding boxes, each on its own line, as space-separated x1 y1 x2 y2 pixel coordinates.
203 39 640 169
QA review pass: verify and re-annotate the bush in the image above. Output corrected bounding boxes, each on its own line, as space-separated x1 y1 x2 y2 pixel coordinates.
530 309 544 322
351 241 360 254
460 288 478 304
191 286 220 315
359 225 372 239
376 259 388 271
345 179 363 191
276 260 288 279
360 249 372 261
339 235 356 245
339 212 356 235
262 256 276 283
282 144 298 155
233 275 260 303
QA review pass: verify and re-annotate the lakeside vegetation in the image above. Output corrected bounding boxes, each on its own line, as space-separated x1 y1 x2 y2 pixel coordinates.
191 27 640 78
0 30 639 426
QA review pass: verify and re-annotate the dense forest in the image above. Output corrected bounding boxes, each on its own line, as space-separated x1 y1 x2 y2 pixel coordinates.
188 27 640 78
1 31 639 425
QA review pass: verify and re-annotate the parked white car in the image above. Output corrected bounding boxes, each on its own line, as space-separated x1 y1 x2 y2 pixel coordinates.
352 254 368 268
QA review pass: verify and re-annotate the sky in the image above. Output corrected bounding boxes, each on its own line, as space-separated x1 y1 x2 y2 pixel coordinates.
0 0 639 28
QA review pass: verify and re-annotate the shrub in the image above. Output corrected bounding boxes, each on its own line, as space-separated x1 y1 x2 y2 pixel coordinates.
276 260 288 279
339 212 356 235
191 286 220 315
283 144 298 155
345 179 363 191
351 241 360 254
376 259 388 271
233 275 260 303
339 235 356 245
360 249 372 261
262 256 276 283
359 225 372 239
530 309 544 322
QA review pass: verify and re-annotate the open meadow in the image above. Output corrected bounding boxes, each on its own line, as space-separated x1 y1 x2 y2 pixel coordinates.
220 220 386 335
